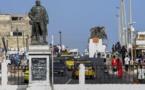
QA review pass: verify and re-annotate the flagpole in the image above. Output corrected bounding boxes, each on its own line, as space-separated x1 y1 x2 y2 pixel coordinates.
51 35 54 90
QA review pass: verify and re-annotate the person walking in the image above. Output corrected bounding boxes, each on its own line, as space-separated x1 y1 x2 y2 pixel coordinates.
124 55 130 72
112 55 117 75
103 58 111 80
117 58 123 78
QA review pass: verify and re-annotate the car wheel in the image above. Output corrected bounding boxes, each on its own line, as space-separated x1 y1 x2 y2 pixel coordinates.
91 76 95 79
72 75 75 79
61 72 64 76
24 80 28 83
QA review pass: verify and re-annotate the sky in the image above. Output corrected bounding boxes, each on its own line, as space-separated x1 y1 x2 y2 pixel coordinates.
0 0 145 53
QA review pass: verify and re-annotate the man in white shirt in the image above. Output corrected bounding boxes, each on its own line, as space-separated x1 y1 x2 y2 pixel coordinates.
138 65 145 83
57 44 61 53
124 55 130 72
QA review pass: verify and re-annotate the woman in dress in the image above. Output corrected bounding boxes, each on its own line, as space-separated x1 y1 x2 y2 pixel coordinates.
117 58 123 78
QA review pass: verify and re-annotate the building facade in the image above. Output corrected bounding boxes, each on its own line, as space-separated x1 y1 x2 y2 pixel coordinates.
0 14 31 53
135 31 145 58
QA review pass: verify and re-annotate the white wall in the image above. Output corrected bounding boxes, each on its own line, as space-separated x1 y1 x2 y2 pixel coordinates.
89 39 106 57
1 85 145 90
136 40 145 45
54 85 145 90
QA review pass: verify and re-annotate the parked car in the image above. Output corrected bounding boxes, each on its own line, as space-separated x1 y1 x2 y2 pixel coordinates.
50 58 67 76
24 70 29 83
72 59 95 79
65 58 75 70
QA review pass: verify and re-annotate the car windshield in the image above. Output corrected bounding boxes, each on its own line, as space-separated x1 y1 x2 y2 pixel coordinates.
53 59 64 64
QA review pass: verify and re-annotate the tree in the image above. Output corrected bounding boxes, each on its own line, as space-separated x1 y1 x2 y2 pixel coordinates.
90 26 108 40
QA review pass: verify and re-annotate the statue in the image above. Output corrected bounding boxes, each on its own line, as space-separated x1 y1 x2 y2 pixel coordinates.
28 0 49 44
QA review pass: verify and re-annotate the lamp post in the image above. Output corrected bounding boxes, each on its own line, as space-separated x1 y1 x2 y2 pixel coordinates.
51 35 54 90
129 0 134 64
59 31 62 47
116 7 121 44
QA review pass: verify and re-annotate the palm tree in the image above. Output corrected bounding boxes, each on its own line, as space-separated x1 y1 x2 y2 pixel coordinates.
90 26 108 40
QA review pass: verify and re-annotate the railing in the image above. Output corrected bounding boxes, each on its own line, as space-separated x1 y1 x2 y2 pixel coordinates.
6 64 143 85
0 64 1 85
51 65 142 84
8 65 29 85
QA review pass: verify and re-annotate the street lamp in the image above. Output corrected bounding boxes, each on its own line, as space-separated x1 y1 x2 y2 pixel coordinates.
51 35 54 90
59 31 62 47
116 7 121 45
129 0 134 64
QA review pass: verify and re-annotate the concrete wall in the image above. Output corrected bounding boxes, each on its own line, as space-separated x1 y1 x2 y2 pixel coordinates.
54 84 145 90
1 84 145 90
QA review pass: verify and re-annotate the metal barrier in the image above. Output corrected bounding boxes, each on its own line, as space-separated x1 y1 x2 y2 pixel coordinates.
6 64 143 85
86 65 138 84
51 65 142 84
0 64 1 85
8 65 29 85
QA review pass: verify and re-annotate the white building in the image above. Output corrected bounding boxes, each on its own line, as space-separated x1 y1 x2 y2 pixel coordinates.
89 39 106 58
135 31 145 58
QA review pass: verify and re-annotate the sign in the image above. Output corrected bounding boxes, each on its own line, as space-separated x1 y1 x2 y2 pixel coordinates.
93 37 99 43
31 58 47 81
142 50 145 52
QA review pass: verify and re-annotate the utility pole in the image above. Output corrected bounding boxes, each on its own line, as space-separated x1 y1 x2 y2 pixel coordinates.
121 0 128 49
51 35 54 90
123 0 128 50
116 7 121 44
129 0 134 64
121 0 125 46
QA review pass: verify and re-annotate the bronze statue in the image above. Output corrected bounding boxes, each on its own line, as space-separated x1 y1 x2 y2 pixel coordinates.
28 0 49 44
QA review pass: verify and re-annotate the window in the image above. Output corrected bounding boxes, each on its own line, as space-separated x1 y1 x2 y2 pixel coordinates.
11 17 18 21
13 32 22 36
11 17 24 21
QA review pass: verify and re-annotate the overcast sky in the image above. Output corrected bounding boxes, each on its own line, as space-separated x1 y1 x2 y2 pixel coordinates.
0 0 145 53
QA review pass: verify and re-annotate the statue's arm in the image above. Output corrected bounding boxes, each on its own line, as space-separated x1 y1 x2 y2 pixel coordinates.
42 6 49 24
28 7 34 20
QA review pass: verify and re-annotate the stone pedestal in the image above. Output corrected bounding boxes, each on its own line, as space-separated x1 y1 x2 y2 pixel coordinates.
27 45 52 90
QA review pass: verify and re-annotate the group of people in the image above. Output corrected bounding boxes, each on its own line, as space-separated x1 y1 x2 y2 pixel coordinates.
103 55 130 79
111 56 123 78
50 44 69 55
111 55 130 78
7 52 27 65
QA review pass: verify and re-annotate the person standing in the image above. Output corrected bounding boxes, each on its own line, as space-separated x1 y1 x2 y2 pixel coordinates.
112 56 117 75
112 44 115 53
138 65 145 83
117 58 123 78
124 55 130 72
57 44 61 53
103 58 111 80
121 46 127 65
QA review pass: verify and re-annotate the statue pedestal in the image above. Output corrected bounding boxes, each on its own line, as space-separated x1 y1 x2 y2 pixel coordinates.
26 45 52 90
